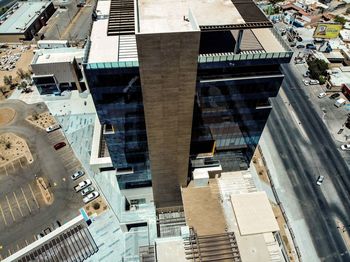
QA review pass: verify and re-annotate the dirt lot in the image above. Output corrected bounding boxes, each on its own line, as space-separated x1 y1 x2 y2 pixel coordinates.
0 108 16 126
0 45 34 100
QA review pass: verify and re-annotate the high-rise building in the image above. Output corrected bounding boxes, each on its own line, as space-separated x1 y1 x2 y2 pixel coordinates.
84 0 292 208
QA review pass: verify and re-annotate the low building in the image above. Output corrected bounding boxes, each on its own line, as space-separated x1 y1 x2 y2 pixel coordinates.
31 47 86 95
0 1 55 42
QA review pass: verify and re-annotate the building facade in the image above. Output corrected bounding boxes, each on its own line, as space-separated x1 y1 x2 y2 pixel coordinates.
84 0 292 208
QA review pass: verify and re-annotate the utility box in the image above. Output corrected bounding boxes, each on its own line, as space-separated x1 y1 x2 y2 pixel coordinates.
193 170 209 187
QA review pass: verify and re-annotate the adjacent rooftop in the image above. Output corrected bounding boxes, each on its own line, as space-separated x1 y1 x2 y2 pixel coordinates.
32 48 85 64
0 1 52 34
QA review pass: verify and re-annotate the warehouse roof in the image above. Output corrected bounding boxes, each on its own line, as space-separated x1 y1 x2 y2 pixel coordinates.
0 1 52 34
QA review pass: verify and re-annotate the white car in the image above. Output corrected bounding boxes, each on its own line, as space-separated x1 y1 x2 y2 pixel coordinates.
303 79 310 86
71 170 85 180
340 144 350 151
81 186 95 196
309 79 320 85
83 191 100 203
318 92 327 98
316 175 325 186
46 124 61 133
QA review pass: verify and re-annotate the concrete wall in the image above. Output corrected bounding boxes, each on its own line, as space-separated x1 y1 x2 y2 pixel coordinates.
136 31 200 208
31 61 82 91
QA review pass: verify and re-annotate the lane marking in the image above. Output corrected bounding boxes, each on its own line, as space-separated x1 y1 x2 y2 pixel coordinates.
21 187 32 213
25 240 29 245
28 184 39 209
13 192 24 217
16 244 20 251
8 249 11 256
0 203 7 225
5 196 15 221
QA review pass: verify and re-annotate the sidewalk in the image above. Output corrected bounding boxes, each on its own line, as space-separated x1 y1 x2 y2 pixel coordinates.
259 126 319 262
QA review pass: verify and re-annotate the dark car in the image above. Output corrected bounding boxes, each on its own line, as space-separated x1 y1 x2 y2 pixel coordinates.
54 142 66 150
330 93 340 99
296 44 305 49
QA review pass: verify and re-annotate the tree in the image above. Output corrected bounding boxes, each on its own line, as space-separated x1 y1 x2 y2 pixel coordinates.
3 75 12 86
17 69 25 79
19 81 27 89
307 59 328 80
334 15 347 25
32 112 39 120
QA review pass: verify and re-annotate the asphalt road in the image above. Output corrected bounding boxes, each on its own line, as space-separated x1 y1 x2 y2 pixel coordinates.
0 100 85 259
267 63 350 261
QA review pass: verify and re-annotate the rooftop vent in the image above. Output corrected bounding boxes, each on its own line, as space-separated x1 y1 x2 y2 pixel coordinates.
107 0 135 36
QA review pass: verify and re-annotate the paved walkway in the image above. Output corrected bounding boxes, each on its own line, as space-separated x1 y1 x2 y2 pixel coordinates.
259 126 319 262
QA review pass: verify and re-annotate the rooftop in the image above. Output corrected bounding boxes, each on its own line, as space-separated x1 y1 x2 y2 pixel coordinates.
0 1 52 34
230 192 279 236
32 48 85 64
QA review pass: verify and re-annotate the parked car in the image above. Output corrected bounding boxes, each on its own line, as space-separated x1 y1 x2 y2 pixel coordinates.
46 124 61 133
36 233 44 239
54 142 66 150
71 170 85 180
306 43 316 50
309 79 319 85
330 93 340 99
318 92 327 98
74 179 92 192
296 44 305 49
303 79 310 86
81 186 95 196
340 144 350 151
303 71 310 77
316 175 325 186
83 191 100 203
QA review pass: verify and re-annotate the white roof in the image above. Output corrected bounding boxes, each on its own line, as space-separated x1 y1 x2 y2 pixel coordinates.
0 1 52 34
230 192 279 236
137 0 245 34
32 48 85 64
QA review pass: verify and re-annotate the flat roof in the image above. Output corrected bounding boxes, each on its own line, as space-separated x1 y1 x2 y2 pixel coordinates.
137 0 245 34
0 1 51 34
156 237 187 262
230 192 279 236
181 180 227 235
32 48 85 64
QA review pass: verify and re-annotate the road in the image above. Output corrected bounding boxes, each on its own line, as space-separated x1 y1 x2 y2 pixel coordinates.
267 63 350 261
0 100 84 260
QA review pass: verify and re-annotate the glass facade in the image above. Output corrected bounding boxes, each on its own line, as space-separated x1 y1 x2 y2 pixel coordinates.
84 65 151 189
191 63 284 170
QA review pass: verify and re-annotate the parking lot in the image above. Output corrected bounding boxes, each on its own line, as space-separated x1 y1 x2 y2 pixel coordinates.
0 101 89 260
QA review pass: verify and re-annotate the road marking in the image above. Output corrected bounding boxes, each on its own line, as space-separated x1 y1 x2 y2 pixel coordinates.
5 195 15 221
28 184 39 209
10 162 15 172
3 166 8 176
16 244 20 251
8 249 11 256
0 204 7 225
21 187 32 213
25 240 29 245
13 192 24 217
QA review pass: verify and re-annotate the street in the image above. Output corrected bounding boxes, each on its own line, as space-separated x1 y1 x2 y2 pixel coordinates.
265 63 350 261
